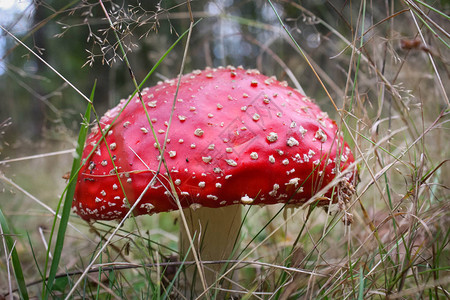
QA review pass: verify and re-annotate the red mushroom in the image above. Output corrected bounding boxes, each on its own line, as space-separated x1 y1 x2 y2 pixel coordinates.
73 66 357 296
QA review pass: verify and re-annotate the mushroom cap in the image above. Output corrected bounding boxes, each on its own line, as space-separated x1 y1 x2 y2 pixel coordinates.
73 66 356 221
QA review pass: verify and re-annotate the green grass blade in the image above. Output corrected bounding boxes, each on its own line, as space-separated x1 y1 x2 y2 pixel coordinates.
27 232 45 286
349 0 367 112
407 3 450 49
162 244 192 300
413 0 450 20
133 19 202 99
43 81 95 298
62 21 201 298
0 208 29 300
357 266 365 300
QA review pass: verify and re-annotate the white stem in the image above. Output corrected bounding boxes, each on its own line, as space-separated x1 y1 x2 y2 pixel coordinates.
179 205 242 298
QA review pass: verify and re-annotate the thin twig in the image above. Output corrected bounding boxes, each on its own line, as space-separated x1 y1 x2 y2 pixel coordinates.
0 149 75 165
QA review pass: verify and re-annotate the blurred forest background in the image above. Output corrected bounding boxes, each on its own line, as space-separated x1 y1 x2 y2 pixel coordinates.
2 0 341 145
2 0 446 148
0 0 449 299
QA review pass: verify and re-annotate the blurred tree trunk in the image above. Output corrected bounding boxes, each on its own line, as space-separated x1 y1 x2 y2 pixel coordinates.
30 0 46 138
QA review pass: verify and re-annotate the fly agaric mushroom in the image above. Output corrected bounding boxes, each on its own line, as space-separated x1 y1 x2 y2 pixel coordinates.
73 66 357 296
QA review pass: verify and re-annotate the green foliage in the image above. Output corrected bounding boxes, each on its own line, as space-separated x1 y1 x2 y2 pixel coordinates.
42 84 93 299
0 208 29 300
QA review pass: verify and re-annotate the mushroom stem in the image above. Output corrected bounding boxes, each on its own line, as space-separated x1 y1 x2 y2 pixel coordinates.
179 205 242 298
